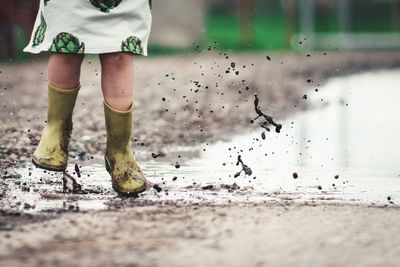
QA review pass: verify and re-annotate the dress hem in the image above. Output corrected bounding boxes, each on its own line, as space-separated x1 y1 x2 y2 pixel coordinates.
23 47 148 56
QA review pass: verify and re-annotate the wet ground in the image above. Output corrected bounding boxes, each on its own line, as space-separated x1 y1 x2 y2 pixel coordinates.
1 52 400 266
2 69 399 214
2 204 400 267
1 51 400 172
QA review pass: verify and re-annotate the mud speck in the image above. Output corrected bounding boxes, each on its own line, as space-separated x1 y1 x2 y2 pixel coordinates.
74 163 81 178
261 132 266 140
153 184 162 193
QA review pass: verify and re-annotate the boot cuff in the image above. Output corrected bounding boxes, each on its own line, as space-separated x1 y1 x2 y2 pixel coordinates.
49 83 80 95
103 100 133 115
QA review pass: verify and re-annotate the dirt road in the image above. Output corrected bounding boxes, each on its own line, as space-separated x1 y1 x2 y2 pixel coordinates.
1 204 400 267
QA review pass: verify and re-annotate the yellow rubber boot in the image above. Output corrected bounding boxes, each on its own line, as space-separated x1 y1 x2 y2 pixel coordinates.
32 83 79 171
104 101 147 195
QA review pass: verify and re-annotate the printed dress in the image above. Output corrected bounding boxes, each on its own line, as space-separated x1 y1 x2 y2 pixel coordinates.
24 0 152 55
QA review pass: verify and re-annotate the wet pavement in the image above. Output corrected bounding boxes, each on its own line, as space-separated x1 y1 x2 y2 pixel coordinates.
2 69 399 213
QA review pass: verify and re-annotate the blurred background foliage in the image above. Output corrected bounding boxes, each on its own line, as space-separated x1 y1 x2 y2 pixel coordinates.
0 0 399 61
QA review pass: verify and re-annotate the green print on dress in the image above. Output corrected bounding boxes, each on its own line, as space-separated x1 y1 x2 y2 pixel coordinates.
32 13 47 47
121 36 143 55
90 0 123 13
44 0 50 5
49 33 85 54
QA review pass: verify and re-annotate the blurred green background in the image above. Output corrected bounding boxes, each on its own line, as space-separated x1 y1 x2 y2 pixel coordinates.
206 0 399 51
1 0 399 61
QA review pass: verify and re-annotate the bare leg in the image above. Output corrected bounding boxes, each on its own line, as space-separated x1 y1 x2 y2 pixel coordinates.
48 53 84 89
99 52 134 111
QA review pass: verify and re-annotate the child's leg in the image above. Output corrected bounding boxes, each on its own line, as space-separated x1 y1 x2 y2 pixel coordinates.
99 52 147 195
48 53 84 88
32 53 84 171
99 52 134 111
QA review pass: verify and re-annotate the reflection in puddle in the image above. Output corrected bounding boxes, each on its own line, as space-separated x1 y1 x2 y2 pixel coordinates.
8 70 400 212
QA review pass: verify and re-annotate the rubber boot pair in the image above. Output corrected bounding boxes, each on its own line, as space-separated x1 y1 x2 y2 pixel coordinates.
32 83 147 194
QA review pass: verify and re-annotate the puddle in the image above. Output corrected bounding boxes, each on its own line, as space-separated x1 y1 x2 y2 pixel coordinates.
4 70 400 212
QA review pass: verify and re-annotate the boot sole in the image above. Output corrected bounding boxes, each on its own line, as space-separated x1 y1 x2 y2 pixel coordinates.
32 158 66 172
104 155 147 196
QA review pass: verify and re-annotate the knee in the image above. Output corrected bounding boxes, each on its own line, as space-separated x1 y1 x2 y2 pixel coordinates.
100 52 134 72
50 53 84 68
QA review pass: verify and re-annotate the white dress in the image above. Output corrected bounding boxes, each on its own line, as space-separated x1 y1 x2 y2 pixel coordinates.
24 0 152 55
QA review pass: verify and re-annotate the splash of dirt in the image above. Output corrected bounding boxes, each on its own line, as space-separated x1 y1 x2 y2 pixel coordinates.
62 171 83 193
234 155 252 178
252 94 282 133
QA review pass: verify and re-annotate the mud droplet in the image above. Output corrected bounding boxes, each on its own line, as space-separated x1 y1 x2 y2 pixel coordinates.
292 172 298 179
153 184 162 192
74 164 81 178
234 155 252 178
253 94 282 133
151 152 164 158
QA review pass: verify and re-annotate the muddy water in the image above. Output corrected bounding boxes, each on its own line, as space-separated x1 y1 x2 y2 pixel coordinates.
7 70 400 212
186 69 400 205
